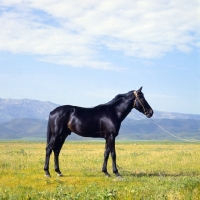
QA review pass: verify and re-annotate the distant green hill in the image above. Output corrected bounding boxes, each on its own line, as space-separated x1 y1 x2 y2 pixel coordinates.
0 118 47 140
0 118 199 141
119 118 200 141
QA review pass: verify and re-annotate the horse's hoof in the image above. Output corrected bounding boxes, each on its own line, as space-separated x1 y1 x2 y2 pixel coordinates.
104 172 111 177
116 175 122 179
45 174 51 178
115 173 122 178
57 173 63 177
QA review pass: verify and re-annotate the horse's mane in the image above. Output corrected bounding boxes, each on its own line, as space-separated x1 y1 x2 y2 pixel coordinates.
97 91 133 107
104 94 127 105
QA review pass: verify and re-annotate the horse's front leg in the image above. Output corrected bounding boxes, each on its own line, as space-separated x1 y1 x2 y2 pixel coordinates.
109 135 121 177
102 140 111 177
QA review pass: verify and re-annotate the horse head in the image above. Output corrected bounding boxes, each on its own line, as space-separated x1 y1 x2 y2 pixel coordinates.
133 87 153 118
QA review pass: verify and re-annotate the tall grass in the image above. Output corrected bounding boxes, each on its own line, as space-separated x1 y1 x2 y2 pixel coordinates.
0 141 200 199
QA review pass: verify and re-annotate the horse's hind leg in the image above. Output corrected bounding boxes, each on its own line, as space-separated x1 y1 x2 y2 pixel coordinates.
44 144 53 177
53 132 69 176
44 132 68 177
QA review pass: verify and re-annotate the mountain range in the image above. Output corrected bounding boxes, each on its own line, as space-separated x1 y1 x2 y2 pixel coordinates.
0 98 200 141
0 98 58 122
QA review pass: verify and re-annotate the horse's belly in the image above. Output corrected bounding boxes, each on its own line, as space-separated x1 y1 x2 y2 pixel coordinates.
72 128 104 138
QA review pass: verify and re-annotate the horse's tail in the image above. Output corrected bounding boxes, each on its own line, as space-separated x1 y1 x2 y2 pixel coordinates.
46 115 52 144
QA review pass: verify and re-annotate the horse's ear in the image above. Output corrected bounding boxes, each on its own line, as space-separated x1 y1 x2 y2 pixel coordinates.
137 86 143 93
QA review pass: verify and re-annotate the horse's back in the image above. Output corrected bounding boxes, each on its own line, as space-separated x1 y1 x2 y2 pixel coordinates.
50 104 109 117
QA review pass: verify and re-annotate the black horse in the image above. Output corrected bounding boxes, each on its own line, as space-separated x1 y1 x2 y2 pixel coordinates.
44 87 153 177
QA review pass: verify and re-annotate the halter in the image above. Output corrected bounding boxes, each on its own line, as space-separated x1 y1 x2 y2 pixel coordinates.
133 91 148 115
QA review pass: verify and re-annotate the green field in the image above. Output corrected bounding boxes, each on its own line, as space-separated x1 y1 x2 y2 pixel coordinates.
0 141 200 199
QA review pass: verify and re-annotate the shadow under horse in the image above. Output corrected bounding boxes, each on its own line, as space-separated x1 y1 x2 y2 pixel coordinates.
44 87 153 177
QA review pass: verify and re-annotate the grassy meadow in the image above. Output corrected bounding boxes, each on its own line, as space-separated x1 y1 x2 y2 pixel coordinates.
0 141 200 199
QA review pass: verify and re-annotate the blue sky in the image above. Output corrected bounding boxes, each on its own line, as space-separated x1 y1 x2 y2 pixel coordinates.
0 0 199 114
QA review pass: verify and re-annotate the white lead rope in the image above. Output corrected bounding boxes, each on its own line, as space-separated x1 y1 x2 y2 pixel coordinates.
150 118 199 143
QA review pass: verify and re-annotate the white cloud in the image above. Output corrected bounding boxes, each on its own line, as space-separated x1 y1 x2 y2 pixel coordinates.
0 0 199 69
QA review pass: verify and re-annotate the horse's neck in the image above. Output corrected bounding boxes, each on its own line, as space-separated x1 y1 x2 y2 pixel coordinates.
113 99 133 121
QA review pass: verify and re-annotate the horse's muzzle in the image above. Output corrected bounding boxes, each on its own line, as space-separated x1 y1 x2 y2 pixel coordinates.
145 109 153 118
